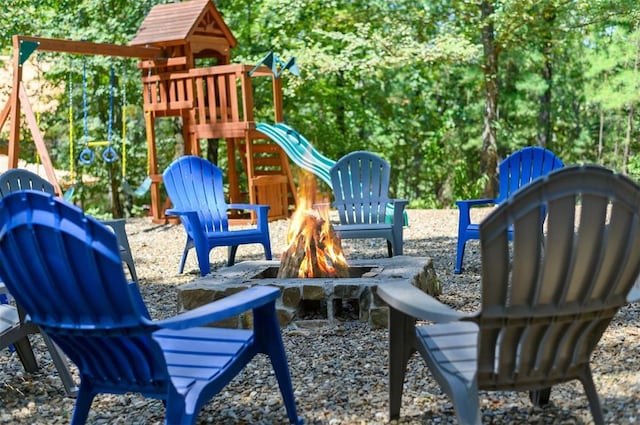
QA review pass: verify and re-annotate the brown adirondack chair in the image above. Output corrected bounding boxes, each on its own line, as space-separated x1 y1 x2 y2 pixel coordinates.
378 165 640 424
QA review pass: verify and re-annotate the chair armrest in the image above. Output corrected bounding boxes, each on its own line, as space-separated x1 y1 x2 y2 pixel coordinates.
154 286 280 329
390 199 409 226
165 208 194 217
455 198 496 208
377 282 471 323
227 203 269 212
227 204 270 229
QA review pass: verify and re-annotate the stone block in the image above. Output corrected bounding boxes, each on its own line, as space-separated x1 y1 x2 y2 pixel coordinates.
369 306 389 329
180 288 222 310
276 307 296 327
281 286 301 307
334 284 361 299
412 258 441 296
302 284 325 300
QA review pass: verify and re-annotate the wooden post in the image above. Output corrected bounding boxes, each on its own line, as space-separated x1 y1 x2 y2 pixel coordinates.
19 84 62 195
145 111 162 222
272 76 283 123
8 36 23 169
226 138 241 204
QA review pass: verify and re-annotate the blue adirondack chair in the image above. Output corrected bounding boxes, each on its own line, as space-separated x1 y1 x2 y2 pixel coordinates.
163 156 272 276
330 151 408 257
0 190 302 425
0 168 139 283
454 146 563 274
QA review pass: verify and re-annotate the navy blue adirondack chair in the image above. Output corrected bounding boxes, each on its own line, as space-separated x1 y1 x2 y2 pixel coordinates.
0 190 301 425
454 146 563 273
330 151 408 257
163 156 272 276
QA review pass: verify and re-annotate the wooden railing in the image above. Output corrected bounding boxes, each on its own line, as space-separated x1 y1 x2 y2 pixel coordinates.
141 64 276 139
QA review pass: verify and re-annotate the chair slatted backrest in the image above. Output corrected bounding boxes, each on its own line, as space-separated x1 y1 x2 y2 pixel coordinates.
0 191 167 391
330 151 391 225
163 156 230 233
477 165 640 389
0 169 55 196
497 146 564 203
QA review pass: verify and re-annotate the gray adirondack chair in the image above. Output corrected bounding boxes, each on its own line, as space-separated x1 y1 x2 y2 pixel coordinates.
378 165 640 424
0 170 78 395
0 169 138 283
330 151 408 257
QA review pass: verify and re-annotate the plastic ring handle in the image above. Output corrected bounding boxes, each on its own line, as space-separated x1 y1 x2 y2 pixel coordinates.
102 146 118 163
79 148 95 165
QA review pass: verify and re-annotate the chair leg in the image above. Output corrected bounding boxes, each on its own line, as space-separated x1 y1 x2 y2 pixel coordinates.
178 243 190 274
195 245 211 276
529 387 551 406
454 239 466 274
580 368 605 425
263 241 272 261
386 240 393 257
165 387 195 425
70 382 97 425
13 335 38 373
227 245 239 267
41 332 78 396
253 303 302 425
388 308 416 420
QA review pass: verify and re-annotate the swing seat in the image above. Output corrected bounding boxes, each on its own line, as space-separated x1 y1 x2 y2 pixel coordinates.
122 176 152 197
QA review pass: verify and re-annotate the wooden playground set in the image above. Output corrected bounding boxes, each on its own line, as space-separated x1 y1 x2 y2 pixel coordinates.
0 0 298 223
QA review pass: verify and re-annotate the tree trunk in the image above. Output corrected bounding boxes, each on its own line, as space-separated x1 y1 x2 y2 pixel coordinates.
598 108 604 163
623 27 640 173
537 7 555 147
480 0 499 198
207 138 219 165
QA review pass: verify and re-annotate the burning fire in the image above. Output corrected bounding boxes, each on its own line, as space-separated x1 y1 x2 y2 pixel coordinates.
278 173 349 278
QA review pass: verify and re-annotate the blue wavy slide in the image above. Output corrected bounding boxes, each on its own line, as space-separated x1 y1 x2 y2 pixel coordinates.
256 122 409 226
256 122 334 186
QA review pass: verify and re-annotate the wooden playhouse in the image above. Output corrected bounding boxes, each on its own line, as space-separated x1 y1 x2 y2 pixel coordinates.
129 0 298 223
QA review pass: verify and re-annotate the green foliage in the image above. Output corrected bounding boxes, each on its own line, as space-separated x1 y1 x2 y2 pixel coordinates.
2 0 640 213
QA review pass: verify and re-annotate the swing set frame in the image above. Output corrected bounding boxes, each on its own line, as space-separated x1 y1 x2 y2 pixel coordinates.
0 35 160 196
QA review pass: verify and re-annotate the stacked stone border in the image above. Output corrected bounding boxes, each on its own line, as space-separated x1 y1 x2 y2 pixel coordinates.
178 256 440 329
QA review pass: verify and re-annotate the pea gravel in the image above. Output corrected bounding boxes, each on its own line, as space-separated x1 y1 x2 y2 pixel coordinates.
0 209 639 424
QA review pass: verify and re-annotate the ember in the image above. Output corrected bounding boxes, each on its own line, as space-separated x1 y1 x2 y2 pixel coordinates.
278 173 349 278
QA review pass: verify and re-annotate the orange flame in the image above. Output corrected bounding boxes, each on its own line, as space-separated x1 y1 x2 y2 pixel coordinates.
281 173 349 278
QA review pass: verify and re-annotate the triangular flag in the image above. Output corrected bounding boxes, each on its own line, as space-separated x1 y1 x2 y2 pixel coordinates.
249 52 275 76
282 57 300 77
19 40 40 66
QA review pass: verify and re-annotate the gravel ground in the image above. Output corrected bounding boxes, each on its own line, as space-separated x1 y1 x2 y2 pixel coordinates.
1 208 639 424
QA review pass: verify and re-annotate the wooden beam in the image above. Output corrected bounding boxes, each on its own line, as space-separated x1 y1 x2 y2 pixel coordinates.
19 83 62 196
15 35 162 59
0 99 10 131
8 37 23 169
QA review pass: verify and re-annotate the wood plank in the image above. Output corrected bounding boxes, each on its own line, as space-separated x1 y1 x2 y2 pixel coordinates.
217 75 229 122
19 83 62 195
206 75 217 124
16 35 160 58
138 57 188 69
229 74 240 122
195 76 206 124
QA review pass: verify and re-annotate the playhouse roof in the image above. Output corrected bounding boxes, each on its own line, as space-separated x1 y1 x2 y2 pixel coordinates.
129 0 237 50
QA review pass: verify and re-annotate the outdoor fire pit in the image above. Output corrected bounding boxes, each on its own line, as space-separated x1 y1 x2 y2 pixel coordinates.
178 256 439 329
178 174 440 328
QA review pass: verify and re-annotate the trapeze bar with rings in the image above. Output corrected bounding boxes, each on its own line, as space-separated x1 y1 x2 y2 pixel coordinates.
78 62 119 166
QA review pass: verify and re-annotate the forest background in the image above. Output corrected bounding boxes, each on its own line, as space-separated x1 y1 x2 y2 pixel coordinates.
0 0 639 218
